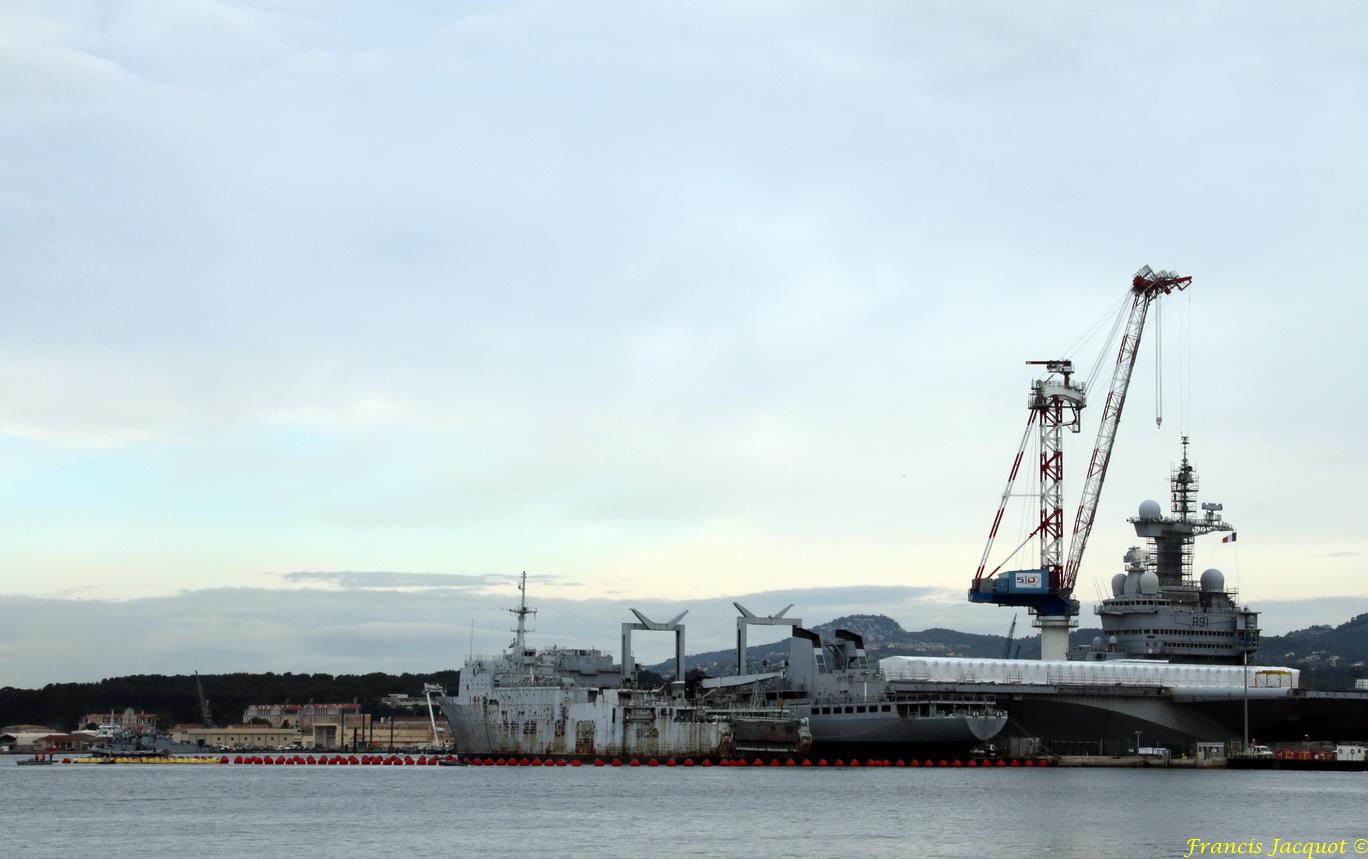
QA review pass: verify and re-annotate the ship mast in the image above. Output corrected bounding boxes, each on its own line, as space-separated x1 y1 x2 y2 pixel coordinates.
509 571 537 654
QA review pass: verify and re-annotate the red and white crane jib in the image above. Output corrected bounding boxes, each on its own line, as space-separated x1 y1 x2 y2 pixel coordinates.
1060 266 1192 594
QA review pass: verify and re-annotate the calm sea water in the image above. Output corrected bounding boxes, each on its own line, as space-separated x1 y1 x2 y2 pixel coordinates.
3 756 1365 858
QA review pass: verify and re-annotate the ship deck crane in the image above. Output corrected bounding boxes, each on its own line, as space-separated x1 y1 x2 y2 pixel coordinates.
969 266 1192 660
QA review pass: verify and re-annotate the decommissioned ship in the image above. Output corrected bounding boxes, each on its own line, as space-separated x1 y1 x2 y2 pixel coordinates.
698 606 1007 757
437 575 810 760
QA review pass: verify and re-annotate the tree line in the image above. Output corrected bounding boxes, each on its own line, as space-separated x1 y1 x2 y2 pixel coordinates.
0 670 461 732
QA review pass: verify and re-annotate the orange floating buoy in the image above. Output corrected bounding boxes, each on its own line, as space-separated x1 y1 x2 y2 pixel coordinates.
555 759 567 767
800 759 812 767
665 758 676 767
952 760 963 768
848 759 861 768
1037 760 1049 768
817 759 828 767
61 758 71 764
530 758 543 767
1023 759 1034 767
895 759 906 768
682 758 694 767
784 759 795 767
700 759 712 768
967 760 977 768
769 759 780 767
647 758 658 767
219 756 229 764
233 756 243 765
629 759 641 767
751 759 764 767
833 759 845 767
1010 759 1020 767
996 759 1006 767
937 759 948 768
570 759 582 767
611 759 622 767
593 759 604 767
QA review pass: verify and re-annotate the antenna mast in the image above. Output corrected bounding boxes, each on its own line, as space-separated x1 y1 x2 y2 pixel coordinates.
509 572 537 653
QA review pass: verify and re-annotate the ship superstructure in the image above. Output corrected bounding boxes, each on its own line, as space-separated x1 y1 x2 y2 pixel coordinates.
698 605 1008 755
1076 438 1259 662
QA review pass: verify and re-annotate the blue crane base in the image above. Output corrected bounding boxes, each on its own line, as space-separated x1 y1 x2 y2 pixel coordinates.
968 568 1077 617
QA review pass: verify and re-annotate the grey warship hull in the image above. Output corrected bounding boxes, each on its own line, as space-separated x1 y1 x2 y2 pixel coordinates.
438 686 806 759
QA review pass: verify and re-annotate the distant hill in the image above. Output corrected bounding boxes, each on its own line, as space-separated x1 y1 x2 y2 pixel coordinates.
1260 613 1368 688
649 612 1368 689
652 613 1056 676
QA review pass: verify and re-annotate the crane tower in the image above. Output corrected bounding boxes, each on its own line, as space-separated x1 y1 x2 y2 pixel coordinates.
970 266 1191 660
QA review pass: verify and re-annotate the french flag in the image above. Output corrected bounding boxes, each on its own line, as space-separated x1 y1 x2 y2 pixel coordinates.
1222 532 1237 543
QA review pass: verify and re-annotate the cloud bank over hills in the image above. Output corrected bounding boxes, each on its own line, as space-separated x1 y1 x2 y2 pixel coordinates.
3 577 1364 688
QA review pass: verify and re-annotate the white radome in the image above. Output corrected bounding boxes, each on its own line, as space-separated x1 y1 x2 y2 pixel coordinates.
1200 568 1225 592
1138 499 1163 519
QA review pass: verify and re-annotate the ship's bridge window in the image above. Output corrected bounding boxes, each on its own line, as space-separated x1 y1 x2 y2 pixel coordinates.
856 706 867 713
844 706 854 714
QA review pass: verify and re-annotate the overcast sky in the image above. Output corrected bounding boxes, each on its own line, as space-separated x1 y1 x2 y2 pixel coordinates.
2 1 1365 685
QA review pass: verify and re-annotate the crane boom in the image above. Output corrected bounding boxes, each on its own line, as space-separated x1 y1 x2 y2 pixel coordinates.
1062 266 1191 592
194 670 213 728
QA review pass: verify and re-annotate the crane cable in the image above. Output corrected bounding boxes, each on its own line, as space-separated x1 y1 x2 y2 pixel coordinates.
1155 297 1163 427
1084 295 1130 396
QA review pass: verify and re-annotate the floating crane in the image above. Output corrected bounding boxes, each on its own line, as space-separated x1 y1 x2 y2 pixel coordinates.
970 266 1192 660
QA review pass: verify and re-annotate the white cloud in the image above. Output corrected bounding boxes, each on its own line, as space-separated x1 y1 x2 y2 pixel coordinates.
0 2 1364 623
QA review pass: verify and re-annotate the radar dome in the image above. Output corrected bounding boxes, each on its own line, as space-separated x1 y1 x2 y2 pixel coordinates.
1200 568 1225 592
1111 573 1127 597
1139 571 1160 595
1138 499 1163 519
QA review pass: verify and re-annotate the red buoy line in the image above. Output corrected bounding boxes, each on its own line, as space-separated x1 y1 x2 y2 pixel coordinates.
55 753 1052 768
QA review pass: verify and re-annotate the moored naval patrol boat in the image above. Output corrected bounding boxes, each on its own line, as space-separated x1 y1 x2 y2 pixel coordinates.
436 576 810 760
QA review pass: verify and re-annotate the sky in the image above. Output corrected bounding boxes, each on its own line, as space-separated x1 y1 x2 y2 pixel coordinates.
2 1 1365 686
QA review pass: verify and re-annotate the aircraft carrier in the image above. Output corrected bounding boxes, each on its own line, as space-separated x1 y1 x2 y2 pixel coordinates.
893 440 1368 750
